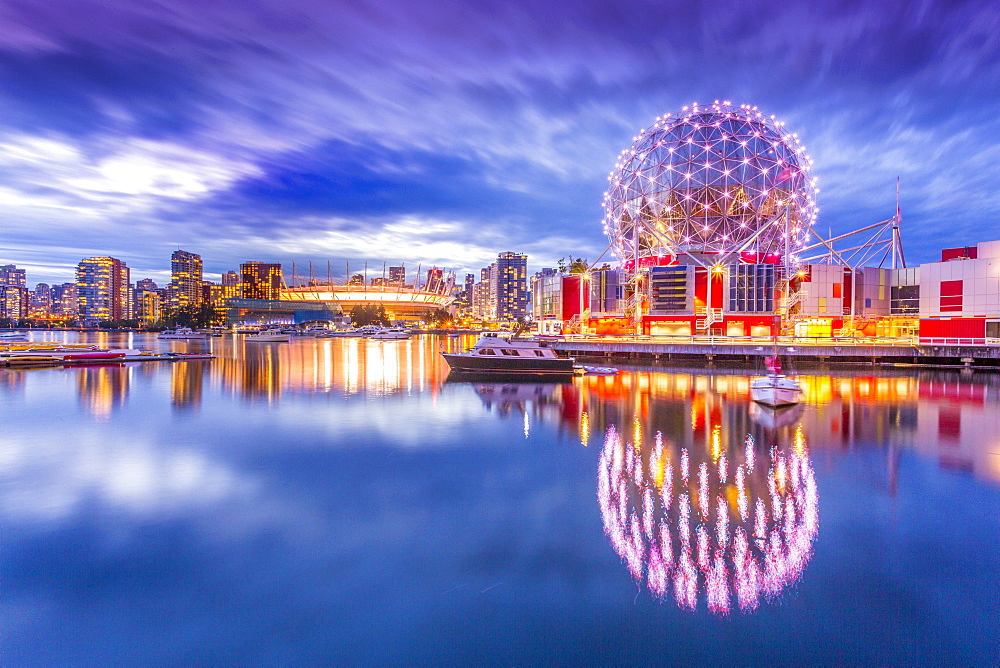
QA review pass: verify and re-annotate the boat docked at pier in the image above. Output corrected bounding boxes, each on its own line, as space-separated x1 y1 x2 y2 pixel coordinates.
369 327 412 340
158 327 208 340
245 328 291 342
441 333 575 377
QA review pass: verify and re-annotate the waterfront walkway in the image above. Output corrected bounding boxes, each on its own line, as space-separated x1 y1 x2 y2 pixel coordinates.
550 335 1000 368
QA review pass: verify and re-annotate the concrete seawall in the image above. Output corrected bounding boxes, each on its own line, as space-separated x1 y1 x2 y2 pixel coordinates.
550 339 1000 368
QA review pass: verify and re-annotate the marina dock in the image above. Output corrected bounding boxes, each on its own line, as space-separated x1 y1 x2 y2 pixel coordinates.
550 337 1000 369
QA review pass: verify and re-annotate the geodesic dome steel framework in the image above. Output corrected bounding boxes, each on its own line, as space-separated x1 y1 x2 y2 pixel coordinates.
602 102 819 266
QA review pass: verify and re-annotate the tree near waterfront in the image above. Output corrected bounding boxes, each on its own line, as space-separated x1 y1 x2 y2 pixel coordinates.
158 303 220 329
426 309 452 328
350 304 389 327
557 257 589 274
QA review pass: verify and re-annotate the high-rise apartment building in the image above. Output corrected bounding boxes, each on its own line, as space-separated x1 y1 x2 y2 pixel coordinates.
240 261 282 300
452 273 476 314
0 264 26 289
169 250 203 310
77 256 130 322
134 288 161 325
29 283 51 319
217 271 239 301
0 285 27 321
495 252 528 322
51 282 79 318
470 265 497 320
388 266 405 286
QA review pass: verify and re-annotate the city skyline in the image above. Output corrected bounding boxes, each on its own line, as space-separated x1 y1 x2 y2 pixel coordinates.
0 1 998 286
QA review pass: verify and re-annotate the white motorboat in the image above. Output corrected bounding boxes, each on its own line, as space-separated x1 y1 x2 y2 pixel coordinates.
324 328 365 337
158 327 209 340
303 325 331 337
750 356 803 407
246 328 291 342
370 327 412 340
441 333 575 376
576 364 619 375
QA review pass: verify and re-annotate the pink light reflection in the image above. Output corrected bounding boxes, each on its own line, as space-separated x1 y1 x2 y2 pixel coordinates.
598 427 818 615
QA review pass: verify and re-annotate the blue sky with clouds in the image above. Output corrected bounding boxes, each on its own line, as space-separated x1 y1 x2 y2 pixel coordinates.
0 0 997 287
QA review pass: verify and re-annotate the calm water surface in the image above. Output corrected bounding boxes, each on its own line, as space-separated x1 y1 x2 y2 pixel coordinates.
2 333 998 664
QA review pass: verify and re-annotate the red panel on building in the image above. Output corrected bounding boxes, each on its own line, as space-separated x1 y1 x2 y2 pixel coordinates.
739 252 781 265
693 267 706 311
940 280 963 296
623 255 676 272
561 274 586 321
940 279 963 312
842 269 852 314
919 318 985 339
941 247 978 261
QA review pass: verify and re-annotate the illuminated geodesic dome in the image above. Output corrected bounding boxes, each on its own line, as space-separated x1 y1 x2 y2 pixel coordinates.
602 101 818 264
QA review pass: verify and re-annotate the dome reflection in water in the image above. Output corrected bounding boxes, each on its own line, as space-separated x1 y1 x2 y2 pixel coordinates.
598 424 818 614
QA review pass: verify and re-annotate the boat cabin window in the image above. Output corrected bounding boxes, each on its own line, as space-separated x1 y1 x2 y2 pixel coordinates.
479 349 496 355
533 350 545 357
500 349 518 356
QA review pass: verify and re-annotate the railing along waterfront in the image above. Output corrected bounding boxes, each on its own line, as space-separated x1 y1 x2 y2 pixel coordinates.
556 335 921 347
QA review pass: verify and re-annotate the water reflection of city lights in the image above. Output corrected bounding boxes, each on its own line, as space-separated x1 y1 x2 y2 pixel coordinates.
598 425 819 614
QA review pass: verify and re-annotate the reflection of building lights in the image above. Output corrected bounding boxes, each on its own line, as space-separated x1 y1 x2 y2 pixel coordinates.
523 411 530 439
580 412 591 447
598 425 819 615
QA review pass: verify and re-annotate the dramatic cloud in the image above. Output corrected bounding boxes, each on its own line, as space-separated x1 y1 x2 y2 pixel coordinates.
0 0 997 284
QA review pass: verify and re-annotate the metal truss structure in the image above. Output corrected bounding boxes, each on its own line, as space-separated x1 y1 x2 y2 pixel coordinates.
603 101 819 268
798 179 906 271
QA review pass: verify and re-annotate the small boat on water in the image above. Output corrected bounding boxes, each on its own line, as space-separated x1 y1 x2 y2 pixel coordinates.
0 347 140 361
750 355 803 407
441 333 575 377
158 327 208 340
324 328 365 337
246 328 291 342
576 364 619 375
0 331 29 342
370 327 412 340
303 325 331 337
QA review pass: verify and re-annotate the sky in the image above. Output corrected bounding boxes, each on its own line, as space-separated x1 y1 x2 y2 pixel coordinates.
0 0 997 287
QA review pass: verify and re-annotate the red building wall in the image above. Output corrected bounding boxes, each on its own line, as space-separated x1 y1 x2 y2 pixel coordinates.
919 318 985 339
561 275 587 321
